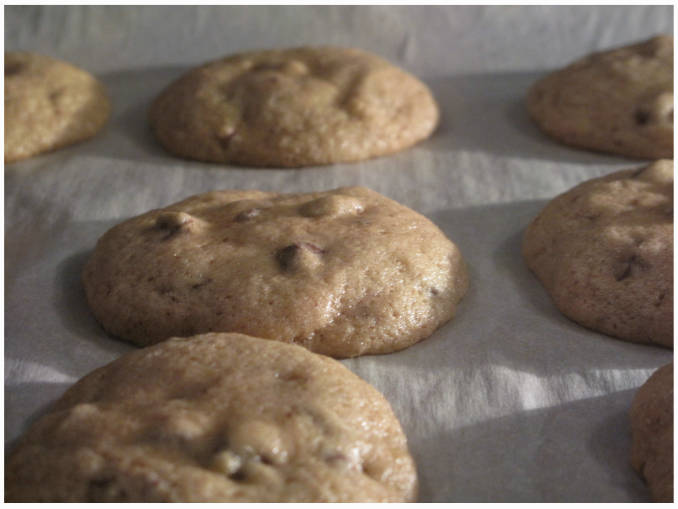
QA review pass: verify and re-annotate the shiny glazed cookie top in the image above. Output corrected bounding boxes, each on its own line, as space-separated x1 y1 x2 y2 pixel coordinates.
82 186 468 357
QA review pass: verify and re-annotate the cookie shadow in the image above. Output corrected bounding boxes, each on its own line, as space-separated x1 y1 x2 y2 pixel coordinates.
364 200 673 376
424 72 643 165
412 391 651 502
78 65 192 164
492 204 580 327
491 201 675 362
5 381 73 454
587 392 651 502
4 66 190 171
54 249 101 338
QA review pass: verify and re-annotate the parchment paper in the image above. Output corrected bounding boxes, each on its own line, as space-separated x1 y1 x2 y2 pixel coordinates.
5 5 674 502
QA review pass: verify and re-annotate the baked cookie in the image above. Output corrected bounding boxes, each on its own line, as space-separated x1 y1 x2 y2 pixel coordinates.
82 186 468 358
149 46 438 167
630 363 673 502
527 35 673 159
5 332 418 502
522 160 673 347
5 52 110 163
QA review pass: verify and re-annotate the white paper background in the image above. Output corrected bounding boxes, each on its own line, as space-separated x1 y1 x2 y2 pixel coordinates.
4 5 674 502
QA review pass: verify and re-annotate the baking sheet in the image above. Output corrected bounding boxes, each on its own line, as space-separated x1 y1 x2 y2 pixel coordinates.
4 5 674 502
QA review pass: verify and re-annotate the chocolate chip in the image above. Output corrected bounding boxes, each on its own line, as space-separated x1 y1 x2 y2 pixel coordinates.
615 263 633 281
654 292 667 307
228 468 247 481
275 242 325 271
49 89 64 102
191 279 213 290
634 109 650 125
276 244 301 270
216 127 236 149
614 254 647 281
235 208 261 222
259 454 274 465
5 61 23 76
86 477 128 502
157 283 173 295
155 212 193 240
280 371 308 383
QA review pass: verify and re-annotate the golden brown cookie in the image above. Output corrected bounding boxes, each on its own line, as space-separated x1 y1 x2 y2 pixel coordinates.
5 332 418 502
149 46 439 167
527 35 673 159
630 363 673 502
5 52 110 163
522 160 673 347
82 186 468 358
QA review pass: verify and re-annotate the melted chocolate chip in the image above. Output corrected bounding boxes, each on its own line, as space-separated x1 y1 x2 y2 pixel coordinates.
655 292 667 307
228 468 247 481
191 279 213 290
155 212 193 240
259 454 274 465
276 244 301 270
216 128 236 149
235 208 261 222
280 371 308 383
275 242 325 271
86 477 128 502
615 262 633 281
614 254 647 281
5 61 23 76
634 109 650 125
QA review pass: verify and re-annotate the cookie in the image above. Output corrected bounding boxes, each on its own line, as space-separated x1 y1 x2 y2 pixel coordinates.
5 332 418 502
527 35 673 159
522 160 673 347
5 52 110 163
149 46 438 167
630 363 673 502
82 186 468 358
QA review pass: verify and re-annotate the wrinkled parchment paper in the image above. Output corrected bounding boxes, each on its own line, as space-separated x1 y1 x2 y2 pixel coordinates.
5 5 673 502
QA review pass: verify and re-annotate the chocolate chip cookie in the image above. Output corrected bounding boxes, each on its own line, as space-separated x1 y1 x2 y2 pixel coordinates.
149 46 439 167
630 363 673 502
5 332 418 502
522 160 673 347
527 35 673 159
5 52 110 163
82 186 468 357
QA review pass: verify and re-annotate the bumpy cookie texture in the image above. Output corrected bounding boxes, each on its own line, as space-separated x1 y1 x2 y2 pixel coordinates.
149 46 439 167
630 363 673 502
5 333 418 502
523 160 673 347
5 52 110 163
82 186 468 357
527 35 673 159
